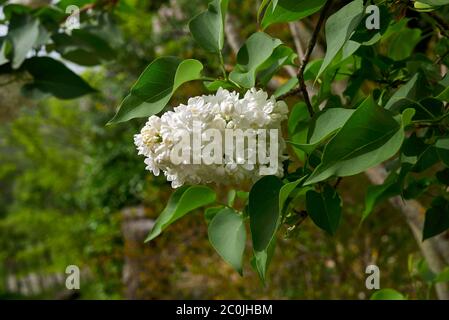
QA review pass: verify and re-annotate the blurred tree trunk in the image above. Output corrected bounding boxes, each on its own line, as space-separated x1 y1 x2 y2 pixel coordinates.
121 206 154 299
366 166 449 300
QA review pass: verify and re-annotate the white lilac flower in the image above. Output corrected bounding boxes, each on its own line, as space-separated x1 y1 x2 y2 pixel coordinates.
134 88 288 188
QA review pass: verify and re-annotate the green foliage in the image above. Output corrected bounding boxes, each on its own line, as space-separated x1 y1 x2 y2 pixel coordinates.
22 57 96 99
0 1 125 102
230 32 296 88
436 137 449 166
423 197 449 240
0 89 140 298
52 29 116 66
418 0 449 6
2 0 449 297
104 0 449 284
7 13 40 69
362 172 400 221
318 0 364 78
306 185 342 235
204 206 225 224
189 0 229 53
290 108 354 154
251 237 276 284
109 58 203 123
305 97 406 185
249 176 283 253
260 0 326 30
385 74 420 110
229 32 280 87
145 185 216 242
247 175 293 281
208 207 246 274
370 288 406 300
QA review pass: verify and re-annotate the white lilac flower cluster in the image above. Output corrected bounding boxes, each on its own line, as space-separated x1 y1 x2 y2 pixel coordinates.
134 88 288 188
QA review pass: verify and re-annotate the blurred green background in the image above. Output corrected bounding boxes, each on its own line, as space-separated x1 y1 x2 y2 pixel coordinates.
0 0 434 299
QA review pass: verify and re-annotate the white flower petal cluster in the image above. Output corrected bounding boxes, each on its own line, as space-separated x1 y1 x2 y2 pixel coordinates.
134 88 288 188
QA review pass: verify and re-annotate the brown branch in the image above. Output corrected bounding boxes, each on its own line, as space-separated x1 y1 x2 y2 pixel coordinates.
276 1 332 107
297 0 333 117
333 177 342 189
277 87 301 100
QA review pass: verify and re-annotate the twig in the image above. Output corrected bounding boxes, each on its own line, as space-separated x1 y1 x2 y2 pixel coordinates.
277 87 301 100
297 0 333 117
218 51 227 79
291 209 308 229
333 177 342 189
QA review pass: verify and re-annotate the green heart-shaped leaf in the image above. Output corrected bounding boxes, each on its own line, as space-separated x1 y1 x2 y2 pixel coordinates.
289 108 354 154
22 57 96 99
208 208 246 274
146 185 216 242
8 13 40 69
423 196 449 240
370 289 406 300
306 184 342 235
229 32 283 88
317 0 364 79
261 0 326 30
109 57 203 124
189 0 229 53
